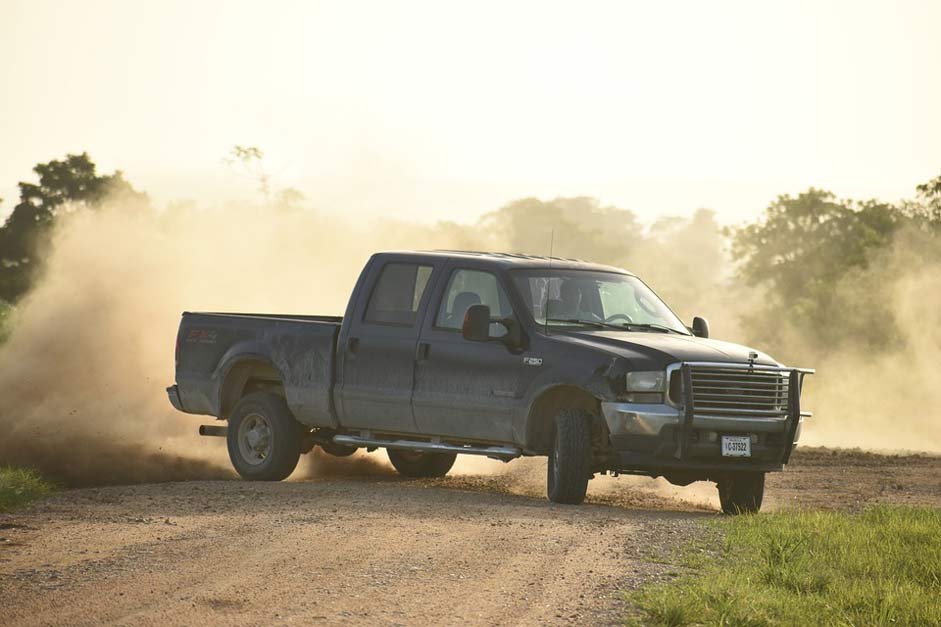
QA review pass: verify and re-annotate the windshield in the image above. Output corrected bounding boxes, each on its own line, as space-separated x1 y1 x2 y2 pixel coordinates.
510 269 690 335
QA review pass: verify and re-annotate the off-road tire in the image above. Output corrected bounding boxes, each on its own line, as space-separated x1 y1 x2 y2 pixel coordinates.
227 392 302 481
387 449 457 478
547 409 593 504
717 472 765 514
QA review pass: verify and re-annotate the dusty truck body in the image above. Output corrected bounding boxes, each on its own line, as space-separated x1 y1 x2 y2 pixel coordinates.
168 251 813 512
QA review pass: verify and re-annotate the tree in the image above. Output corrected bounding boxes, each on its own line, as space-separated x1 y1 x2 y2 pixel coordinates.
914 172 941 224
729 174 941 353
479 196 643 268
0 153 146 302
638 209 725 320
224 145 272 200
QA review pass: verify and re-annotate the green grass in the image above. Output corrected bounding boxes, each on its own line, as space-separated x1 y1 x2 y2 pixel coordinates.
627 507 941 627
0 466 52 512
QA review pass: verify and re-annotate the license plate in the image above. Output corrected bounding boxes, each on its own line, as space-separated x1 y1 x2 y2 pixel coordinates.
721 436 751 457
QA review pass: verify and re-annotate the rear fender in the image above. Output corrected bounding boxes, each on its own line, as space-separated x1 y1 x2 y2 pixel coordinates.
215 335 339 428
215 341 282 419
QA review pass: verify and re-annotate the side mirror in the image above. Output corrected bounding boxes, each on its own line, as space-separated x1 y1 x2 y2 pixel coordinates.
462 304 524 349
691 316 710 338
462 304 491 342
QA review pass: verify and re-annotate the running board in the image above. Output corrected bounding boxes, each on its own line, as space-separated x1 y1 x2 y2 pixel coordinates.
332 434 521 461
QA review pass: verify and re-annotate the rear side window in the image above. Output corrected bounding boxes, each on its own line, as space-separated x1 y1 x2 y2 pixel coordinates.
363 263 433 326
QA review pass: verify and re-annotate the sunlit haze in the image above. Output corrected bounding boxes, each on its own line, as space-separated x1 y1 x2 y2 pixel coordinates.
2 0 939 224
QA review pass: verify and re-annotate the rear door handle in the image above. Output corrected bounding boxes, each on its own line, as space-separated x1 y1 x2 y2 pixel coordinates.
348 337 360 354
416 342 431 361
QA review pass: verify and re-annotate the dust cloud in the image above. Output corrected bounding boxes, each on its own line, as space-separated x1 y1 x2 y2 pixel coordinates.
451 456 717 510
296 449 395 479
0 200 437 486
0 194 936 491
790 242 941 453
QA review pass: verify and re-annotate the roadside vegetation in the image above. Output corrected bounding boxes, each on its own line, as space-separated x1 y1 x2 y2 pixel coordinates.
0 466 52 512
0 300 12 344
627 506 941 627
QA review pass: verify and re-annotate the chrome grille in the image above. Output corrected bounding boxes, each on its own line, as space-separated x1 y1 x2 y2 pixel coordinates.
689 365 789 418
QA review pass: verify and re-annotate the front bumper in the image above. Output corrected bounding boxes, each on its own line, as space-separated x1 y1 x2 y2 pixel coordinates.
601 362 813 476
602 402 801 473
602 402 802 440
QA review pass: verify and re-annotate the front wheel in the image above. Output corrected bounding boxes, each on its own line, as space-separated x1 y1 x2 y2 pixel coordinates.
547 409 593 504
227 392 302 481
717 472 765 514
387 449 457 478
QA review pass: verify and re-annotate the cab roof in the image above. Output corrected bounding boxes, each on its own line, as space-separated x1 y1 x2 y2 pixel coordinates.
374 250 634 275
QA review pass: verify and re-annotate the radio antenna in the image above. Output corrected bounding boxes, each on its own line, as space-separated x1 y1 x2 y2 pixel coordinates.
544 229 554 336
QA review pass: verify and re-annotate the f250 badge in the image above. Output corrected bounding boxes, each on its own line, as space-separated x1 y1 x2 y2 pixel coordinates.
523 356 543 366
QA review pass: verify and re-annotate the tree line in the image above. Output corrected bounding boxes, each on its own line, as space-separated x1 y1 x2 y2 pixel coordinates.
1 152 938 355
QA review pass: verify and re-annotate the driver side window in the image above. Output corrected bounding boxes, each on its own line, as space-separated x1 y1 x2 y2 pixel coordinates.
435 269 513 336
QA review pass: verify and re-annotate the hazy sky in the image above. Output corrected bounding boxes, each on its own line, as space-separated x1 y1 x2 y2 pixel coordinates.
2 0 939 225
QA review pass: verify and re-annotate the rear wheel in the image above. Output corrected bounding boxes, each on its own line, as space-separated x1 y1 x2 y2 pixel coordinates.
387 449 456 478
547 409 593 504
717 472 765 514
227 392 302 481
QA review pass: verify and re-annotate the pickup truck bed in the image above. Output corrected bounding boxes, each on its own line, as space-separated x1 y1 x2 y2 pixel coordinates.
173 312 343 428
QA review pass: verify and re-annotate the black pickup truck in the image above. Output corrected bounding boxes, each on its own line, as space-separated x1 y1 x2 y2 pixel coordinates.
168 250 813 513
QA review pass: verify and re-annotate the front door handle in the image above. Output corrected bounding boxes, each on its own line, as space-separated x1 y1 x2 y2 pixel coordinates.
416 342 431 361
348 336 360 354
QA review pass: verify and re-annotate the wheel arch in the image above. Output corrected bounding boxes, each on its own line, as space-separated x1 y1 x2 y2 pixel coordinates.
524 384 603 454
218 354 286 420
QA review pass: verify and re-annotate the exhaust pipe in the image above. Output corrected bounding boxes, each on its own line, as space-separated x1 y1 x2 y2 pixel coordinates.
199 424 227 437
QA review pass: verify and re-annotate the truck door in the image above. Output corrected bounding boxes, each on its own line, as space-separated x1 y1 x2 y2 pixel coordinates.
412 265 522 443
337 259 438 433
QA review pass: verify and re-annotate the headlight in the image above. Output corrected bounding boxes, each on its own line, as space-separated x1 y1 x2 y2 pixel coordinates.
625 371 665 392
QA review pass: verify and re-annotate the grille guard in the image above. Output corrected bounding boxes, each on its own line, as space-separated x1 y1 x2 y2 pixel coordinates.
675 362 815 464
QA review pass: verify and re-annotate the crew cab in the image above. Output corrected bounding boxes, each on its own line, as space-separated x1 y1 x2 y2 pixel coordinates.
167 251 813 513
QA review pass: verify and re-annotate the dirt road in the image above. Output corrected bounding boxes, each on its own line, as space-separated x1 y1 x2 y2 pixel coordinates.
1 447 938 627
